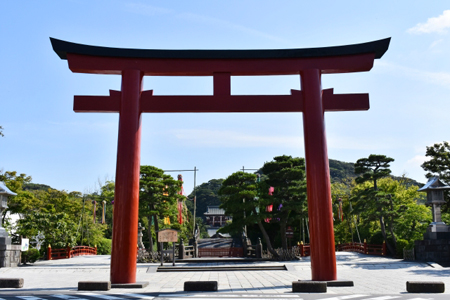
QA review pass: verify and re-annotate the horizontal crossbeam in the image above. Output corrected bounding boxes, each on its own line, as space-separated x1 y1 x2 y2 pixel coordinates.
73 89 369 113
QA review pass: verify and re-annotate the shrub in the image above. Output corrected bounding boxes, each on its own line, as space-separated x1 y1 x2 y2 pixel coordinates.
22 248 41 264
97 238 112 255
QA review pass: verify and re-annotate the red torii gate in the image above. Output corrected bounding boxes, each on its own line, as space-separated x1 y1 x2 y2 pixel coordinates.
51 37 390 283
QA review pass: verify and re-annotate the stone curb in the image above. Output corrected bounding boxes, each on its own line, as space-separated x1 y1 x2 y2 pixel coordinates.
78 281 111 291
0 278 23 288
111 282 149 289
406 281 445 293
327 280 354 287
184 281 218 291
292 281 327 293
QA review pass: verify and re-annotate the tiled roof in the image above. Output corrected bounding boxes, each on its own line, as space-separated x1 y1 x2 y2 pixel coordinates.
204 206 225 215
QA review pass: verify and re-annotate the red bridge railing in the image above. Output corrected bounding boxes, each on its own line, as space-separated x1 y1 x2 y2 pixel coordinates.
47 245 97 260
298 241 386 257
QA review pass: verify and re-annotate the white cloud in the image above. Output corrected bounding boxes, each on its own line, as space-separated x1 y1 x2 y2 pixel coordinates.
170 128 303 148
376 60 450 88
430 39 444 49
406 155 427 167
408 10 450 34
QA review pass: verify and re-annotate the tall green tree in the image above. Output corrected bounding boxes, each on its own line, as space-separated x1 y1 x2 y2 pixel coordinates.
139 165 185 251
351 177 429 256
218 171 279 257
0 125 4 137
421 141 450 183
260 155 307 250
353 154 396 255
421 141 450 210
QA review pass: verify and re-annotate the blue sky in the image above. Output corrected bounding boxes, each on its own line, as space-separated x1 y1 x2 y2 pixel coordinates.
1 1 450 195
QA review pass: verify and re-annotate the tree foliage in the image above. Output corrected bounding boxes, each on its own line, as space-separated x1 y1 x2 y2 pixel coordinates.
353 154 396 254
139 165 188 251
421 141 450 183
260 155 307 250
186 179 223 220
1 170 107 252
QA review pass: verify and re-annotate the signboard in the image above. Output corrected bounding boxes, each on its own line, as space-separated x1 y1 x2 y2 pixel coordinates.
158 229 178 242
286 226 294 239
21 238 29 251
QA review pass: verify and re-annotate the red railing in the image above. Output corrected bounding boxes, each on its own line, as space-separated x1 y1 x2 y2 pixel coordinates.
198 247 243 258
299 243 310 257
47 245 97 260
298 241 386 257
337 241 386 256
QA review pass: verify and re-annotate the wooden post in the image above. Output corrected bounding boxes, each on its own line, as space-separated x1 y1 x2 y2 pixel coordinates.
110 69 143 284
47 245 52 260
300 241 304 257
66 244 71 258
301 69 337 281
382 241 386 256
179 239 185 259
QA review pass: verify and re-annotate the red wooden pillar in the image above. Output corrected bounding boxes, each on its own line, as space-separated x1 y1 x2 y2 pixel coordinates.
110 69 143 284
300 69 337 281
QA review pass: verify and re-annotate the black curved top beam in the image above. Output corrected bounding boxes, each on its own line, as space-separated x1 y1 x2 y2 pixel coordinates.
50 37 390 61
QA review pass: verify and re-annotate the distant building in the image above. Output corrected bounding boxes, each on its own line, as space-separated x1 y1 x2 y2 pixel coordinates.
204 206 231 227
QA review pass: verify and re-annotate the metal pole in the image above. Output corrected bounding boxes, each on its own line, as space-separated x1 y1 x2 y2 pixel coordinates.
172 242 175 266
160 242 164 266
193 166 197 236
81 196 85 245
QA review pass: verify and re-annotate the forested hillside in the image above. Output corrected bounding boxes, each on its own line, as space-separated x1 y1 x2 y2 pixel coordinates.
188 158 424 221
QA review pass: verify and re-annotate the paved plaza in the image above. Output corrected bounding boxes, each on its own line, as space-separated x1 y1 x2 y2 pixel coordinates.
0 252 449 298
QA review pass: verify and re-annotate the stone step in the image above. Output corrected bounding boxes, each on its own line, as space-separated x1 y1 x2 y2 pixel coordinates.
157 265 287 272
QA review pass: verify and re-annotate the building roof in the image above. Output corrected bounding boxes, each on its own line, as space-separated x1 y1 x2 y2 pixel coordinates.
0 181 17 196
418 176 450 191
204 206 226 216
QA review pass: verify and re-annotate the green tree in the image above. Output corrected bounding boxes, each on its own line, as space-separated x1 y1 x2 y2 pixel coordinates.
0 125 4 137
218 171 279 257
421 141 450 183
351 177 430 256
17 212 78 248
421 141 450 210
260 155 307 250
186 179 223 221
353 154 396 255
331 180 357 244
139 165 185 251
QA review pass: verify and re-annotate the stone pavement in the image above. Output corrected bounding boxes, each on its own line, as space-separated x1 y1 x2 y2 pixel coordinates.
0 252 449 295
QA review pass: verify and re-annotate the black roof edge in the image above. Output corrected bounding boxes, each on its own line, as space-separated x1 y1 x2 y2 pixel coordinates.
50 37 391 61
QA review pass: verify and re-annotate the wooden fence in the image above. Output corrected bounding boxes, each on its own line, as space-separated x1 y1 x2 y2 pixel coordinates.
47 245 97 260
198 247 243 258
297 241 386 257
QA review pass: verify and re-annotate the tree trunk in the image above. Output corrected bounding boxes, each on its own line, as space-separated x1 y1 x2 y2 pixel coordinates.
154 214 160 252
280 213 289 250
379 214 395 256
148 214 153 252
254 208 279 258
388 197 397 253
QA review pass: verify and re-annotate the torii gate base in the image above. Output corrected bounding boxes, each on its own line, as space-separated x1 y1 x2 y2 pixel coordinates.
51 37 390 283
